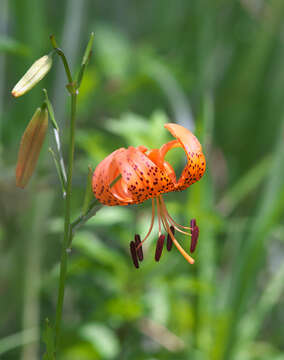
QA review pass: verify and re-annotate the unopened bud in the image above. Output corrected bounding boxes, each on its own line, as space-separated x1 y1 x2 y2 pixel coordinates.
12 54 53 97
16 106 48 188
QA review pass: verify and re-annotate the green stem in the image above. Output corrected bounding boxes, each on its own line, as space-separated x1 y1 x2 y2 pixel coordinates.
70 199 103 237
50 34 95 355
54 91 77 351
69 174 122 240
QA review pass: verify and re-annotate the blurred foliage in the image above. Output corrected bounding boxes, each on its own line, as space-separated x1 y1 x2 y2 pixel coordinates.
1 0 284 359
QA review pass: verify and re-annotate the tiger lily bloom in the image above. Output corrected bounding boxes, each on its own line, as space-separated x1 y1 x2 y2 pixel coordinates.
92 123 206 268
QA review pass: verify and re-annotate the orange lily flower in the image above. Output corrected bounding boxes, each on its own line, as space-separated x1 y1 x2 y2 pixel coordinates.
92 123 206 267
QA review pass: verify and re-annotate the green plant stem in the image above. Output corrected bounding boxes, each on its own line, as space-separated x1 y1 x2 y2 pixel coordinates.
54 91 77 351
69 175 122 238
70 200 103 236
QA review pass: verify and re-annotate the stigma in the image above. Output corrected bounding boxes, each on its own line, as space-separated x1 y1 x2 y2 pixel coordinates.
129 196 199 268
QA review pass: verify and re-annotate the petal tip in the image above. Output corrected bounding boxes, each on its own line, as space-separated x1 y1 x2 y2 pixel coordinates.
164 123 202 153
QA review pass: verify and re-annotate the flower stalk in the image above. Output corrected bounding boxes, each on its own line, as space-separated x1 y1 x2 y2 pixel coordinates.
54 91 77 350
50 33 94 353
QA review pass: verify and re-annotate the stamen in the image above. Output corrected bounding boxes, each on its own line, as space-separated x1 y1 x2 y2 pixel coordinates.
156 198 162 237
190 218 196 229
167 226 174 251
160 206 195 264
130 241 139 268
138 198 156 247
190 225 199 253
155 235 165 262
160 196 192 230
158 199 170 234
165 215 192 236
135 234 143 261
159 196 192 236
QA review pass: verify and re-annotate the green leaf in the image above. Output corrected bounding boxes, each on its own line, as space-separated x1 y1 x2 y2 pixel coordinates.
42 319 55 360
0 35 29 56
49 147 67 196
76 32 95 88
82 166 94 215
0 328 38 356
44 88 67 191
94 25 131 81
43 89 59 131
79 323 120 359
217 155 272 215
73 231 127 273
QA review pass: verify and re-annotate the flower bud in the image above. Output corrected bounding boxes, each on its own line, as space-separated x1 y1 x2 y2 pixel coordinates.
12 54 53 97
16 106 48 188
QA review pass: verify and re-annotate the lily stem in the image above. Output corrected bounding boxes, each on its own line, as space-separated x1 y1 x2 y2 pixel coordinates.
54 91 77 351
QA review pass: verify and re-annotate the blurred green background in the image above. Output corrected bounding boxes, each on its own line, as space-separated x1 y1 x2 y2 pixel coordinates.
1 0 284 359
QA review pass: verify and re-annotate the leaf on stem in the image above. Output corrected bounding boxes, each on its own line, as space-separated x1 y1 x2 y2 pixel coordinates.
76 32 94 88
49 148 67 197
43 318 55 360
43 88 59 131
43 88 67 188
82 166 94 215
16 106 48 188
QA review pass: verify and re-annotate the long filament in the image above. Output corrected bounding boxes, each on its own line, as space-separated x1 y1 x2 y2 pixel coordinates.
157 197 170 233
159 196 192 236
159 196 194 264
159 196 192 231
137 198 156 248
156 197 162 237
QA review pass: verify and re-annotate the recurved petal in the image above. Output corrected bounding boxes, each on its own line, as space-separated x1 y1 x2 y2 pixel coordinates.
164 123 202 154
92 149 131 206
176 151 206 190
163 123 206 190
114 148 147 204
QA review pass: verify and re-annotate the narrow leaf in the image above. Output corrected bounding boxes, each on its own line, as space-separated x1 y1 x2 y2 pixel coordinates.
16 106 48 188
217 155 271 215
49 148 66 197
43 318 55 360
43 88 59 130
43 88 67 184
76 32 94 88
82 166 94 215
82 32 94 66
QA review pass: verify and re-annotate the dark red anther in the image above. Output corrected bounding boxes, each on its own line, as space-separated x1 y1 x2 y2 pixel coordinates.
190 218 196 229
155 234 165 262
130 241 139 268
190 225 199 253
166 226 174 251
134 234 143 261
